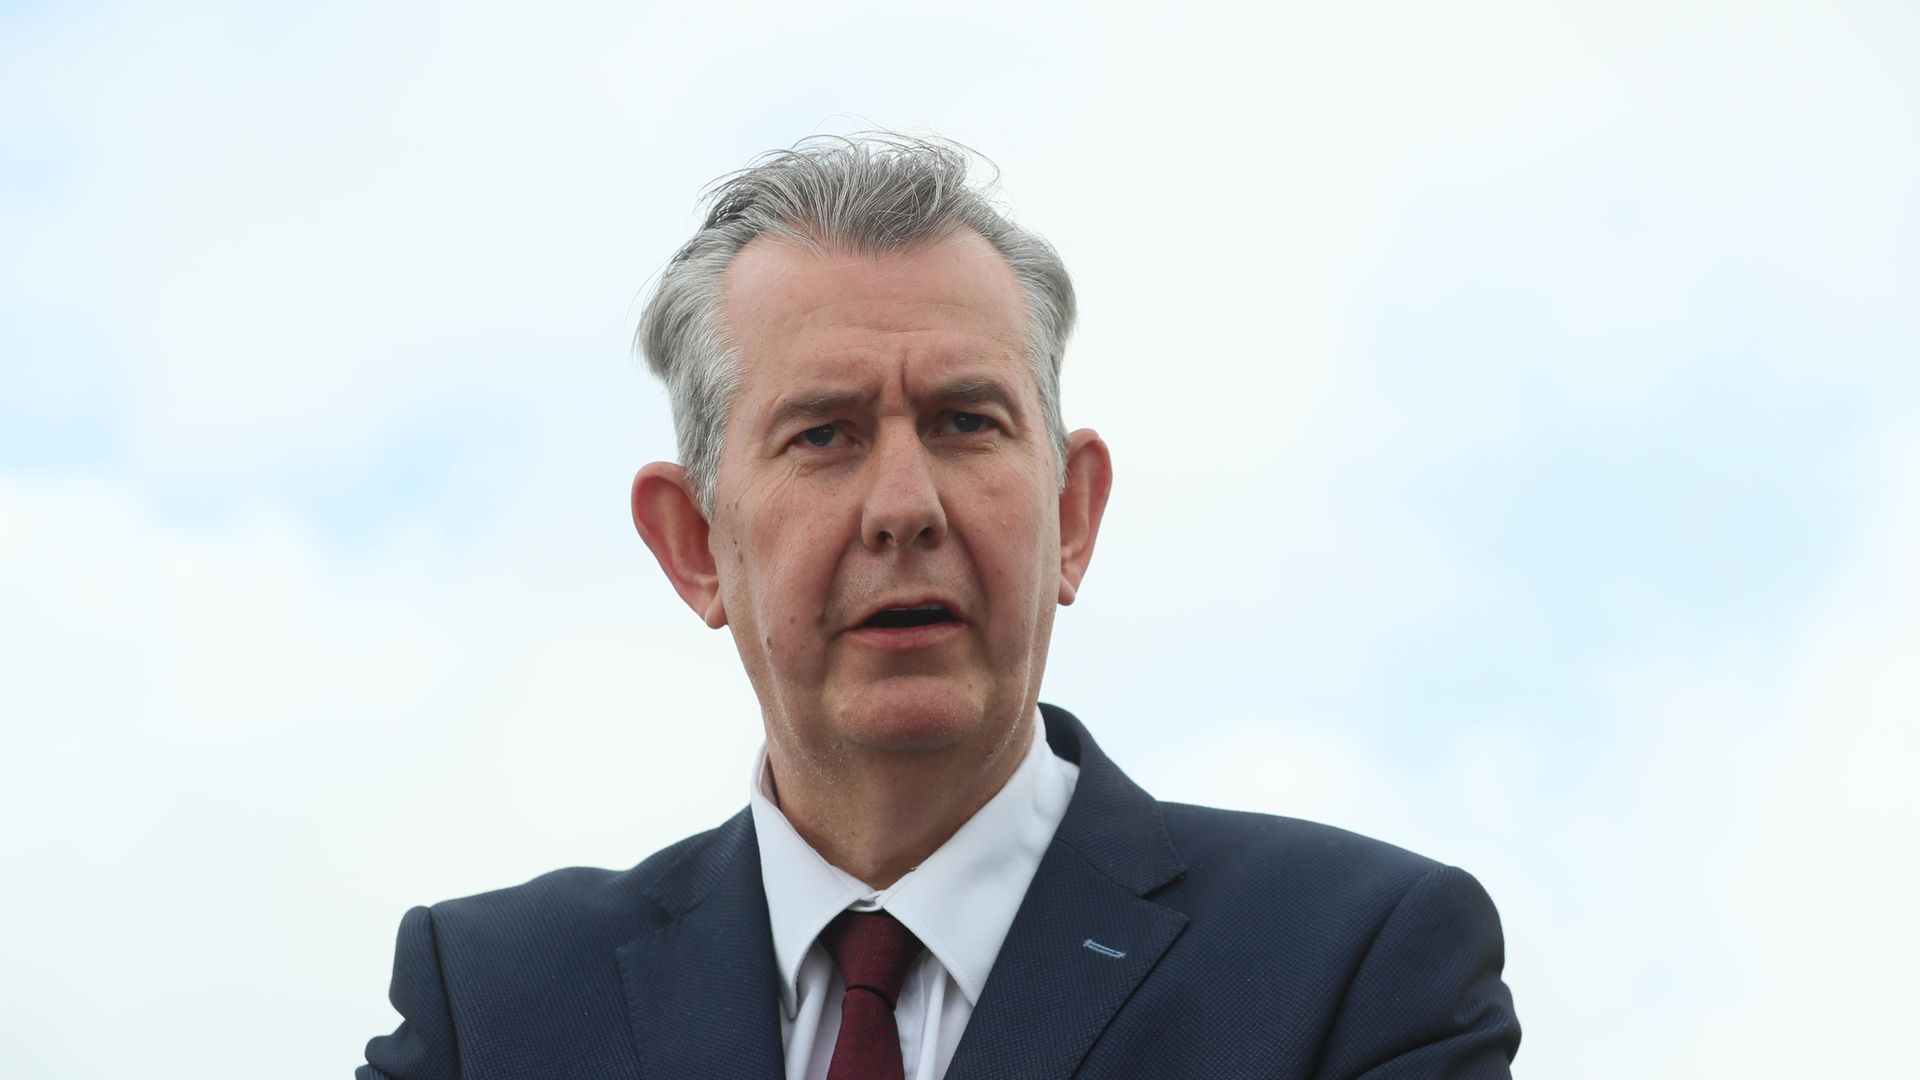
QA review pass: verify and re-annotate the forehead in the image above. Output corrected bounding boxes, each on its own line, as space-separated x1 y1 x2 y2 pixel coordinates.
720 229 1031 404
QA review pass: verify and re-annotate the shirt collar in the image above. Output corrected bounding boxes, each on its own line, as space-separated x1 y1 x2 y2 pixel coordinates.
748 717 1079 1018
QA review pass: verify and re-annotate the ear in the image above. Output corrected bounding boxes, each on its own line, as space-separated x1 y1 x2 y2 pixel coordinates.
631 462 728 629
1056 429 1113 606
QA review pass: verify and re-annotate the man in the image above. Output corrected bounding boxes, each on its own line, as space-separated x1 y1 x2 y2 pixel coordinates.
360 134 1520 1079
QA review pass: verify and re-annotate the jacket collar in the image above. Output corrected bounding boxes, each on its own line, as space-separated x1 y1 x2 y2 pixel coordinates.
615 703 1188 1080
615 809 786 1079
941 703 1189 1080
1036 701 1186 895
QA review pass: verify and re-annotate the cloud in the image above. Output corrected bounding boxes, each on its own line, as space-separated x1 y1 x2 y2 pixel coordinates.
1116 433 1920 1078
4 1 1917 1076
0 469 763 1073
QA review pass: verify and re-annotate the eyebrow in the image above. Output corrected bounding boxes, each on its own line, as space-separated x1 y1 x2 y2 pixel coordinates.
765 391 872 435
762 376 1024 434
930 377 1020 414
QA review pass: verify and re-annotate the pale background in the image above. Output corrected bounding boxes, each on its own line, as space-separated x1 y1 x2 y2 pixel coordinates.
3 2 1915 1076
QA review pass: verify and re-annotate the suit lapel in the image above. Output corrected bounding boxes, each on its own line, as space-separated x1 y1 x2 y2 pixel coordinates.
615 811 786 1080
942 839 1187 1080
612 707 1183 1080
943 705 1190 1080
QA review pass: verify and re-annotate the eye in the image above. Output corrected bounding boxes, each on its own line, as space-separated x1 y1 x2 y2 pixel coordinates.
797 423 839 448
942 411 995 435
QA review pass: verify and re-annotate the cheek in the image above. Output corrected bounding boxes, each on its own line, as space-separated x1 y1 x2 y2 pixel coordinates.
965 479 1059 607
740 514 844 646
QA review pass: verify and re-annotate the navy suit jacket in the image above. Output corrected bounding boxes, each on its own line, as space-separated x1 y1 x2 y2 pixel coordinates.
360 704 1520 1078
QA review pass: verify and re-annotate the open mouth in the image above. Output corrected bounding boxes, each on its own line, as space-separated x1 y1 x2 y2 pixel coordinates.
861 604 957 629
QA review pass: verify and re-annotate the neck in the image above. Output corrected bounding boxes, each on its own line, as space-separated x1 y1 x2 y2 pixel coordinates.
765 710 1036 889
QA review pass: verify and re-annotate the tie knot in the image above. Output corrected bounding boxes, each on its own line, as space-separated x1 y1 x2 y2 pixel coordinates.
821 910 923 1005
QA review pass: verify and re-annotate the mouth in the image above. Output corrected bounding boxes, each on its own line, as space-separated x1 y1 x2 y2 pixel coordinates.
846 600 966 651
858 603 959 630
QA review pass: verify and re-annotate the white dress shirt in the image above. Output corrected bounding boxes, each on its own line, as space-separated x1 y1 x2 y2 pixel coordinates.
748 719 1079 1080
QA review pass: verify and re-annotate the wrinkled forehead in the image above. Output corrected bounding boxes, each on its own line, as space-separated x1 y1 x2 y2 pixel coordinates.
719 230 1032 402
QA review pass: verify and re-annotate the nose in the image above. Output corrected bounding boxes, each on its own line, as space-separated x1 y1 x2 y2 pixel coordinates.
860 423 947 552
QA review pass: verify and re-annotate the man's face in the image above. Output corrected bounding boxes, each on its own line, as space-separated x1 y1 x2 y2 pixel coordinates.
707 229 1062 767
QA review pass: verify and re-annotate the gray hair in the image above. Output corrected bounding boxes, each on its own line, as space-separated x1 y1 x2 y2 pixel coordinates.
635 134 1077 513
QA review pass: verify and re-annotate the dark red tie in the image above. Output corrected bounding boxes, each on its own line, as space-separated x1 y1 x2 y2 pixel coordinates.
820 910 924 1080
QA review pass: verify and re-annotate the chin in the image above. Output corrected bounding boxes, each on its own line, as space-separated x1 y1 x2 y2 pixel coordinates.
829 676 1004 753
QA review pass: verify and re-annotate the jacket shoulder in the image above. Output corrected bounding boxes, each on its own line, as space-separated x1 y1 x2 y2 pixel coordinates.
1156 802 1443 917
1100 802 1518 1076
362 818 752 1077
426 812 747 955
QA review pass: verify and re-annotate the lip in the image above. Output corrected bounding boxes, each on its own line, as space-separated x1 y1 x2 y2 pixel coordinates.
848 594 966 630
844 619 967 652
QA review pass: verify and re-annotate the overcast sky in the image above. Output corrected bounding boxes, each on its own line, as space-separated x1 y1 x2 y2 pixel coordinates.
3 2 1916 1076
